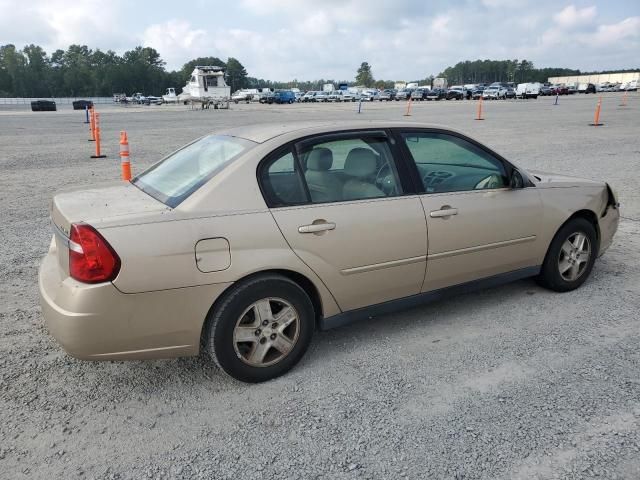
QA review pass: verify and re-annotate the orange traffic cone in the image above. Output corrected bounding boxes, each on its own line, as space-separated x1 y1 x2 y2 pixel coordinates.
88 107 96 142
119 131 132 181
90 112 106 158
475 96 484 120
589 97 603 126
403 97 412 116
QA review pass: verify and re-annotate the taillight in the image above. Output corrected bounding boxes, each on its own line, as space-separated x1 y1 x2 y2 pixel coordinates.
68 223 120 283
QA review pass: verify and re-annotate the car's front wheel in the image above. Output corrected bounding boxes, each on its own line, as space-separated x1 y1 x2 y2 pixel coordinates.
537 218 598 292
204 274 315 382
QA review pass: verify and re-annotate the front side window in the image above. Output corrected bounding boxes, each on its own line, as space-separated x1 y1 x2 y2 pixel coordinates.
401 132 508 193
133 135 255 207
298 136 402 203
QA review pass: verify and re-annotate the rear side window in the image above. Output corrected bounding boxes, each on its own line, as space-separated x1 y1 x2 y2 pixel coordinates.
133 135 255 207
259 133 404 207
298 135 402 203
260 150 308 206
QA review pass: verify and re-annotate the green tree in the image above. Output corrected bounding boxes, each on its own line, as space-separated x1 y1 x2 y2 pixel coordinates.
0 44 27 96
355 62 374 87
226 57 248 91
180 56 226 82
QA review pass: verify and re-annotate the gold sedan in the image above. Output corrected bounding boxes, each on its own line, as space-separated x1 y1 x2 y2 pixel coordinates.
39 122 619 382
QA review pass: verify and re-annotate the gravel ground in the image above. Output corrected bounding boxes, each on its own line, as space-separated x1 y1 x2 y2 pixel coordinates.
1 94 639 480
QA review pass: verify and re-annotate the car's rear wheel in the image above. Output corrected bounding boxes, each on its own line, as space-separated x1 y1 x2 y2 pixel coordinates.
537 218 598 292
204 274 315 382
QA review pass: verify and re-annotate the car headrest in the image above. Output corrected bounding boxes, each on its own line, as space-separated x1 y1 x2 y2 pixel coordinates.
307 148 333 171
344 148 378 177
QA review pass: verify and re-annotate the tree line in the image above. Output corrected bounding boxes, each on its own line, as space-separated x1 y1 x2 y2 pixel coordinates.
1 43 636 98
0 44 250 97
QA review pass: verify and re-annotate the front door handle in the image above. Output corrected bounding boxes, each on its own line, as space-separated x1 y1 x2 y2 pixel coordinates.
298 222 336 234
430 206 458 218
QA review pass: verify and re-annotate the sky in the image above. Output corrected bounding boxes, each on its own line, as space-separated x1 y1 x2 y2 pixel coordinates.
1 0 638 81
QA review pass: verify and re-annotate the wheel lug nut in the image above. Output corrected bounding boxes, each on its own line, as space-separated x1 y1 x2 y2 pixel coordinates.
255 329 261 336
270 333 276 340
272 322 278 328
262 320 269 326
260 337 267 344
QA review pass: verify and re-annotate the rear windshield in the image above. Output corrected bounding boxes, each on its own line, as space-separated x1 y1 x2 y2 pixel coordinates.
133 135 255 207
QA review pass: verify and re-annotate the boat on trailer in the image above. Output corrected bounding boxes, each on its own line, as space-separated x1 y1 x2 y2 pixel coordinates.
179 66 231 109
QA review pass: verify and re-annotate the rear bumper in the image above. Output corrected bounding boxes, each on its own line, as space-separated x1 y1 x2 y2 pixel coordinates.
38 247 232 360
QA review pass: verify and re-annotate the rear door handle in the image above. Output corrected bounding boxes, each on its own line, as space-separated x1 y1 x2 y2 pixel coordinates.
298 222 336 234
430 207 458 218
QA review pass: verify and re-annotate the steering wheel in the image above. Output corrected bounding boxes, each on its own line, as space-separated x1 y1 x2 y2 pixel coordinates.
474 174 503 190
375 164 396 195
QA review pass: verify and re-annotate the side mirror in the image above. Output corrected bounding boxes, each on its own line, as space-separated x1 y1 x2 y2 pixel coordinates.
510 169 525 189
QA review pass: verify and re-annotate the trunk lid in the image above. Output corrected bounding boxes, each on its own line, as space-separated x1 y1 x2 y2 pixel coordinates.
51 182 168 235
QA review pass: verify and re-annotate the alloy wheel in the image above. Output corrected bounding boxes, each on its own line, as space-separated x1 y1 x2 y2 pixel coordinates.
233 298 300 367
558 232 591 281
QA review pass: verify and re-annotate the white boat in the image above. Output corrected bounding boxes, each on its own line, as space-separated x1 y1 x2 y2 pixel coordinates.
162 88 178 103
179 66 231 109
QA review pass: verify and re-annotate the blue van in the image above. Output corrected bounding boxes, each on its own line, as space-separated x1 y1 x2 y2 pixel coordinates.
273 90 296 104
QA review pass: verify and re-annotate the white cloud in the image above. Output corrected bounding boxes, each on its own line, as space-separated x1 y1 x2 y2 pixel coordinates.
553 5 597 29
587 16 640 45
1 0 638 82
142 20 208 67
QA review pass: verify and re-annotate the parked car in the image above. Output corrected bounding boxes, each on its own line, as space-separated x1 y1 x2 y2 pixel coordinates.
39 121 620 382
482 86 507 99
471 86 485 99
426 89 446 101
301 91 317 102
339 91 354 102
579 83 596 94
274 90 296 104
145 96 163 105
128 93 147 104
395 89 412 101
360 90 380 101
314 91 330 102
551 84 568 95
505 87 517 99
446 88 464 100
232 91 253 104
259 92 276 104
378 89 395 101
411 88 428 101
539 86 552 96
30 100 57 112
72 100 94 110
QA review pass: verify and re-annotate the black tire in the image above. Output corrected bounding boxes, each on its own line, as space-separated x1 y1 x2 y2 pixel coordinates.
536 218 598 292
204 274 315 382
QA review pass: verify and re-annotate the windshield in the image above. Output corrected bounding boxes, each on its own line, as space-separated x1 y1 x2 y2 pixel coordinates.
133 135 255 207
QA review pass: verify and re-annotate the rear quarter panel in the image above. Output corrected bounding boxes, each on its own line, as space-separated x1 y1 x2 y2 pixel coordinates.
100 211 341 317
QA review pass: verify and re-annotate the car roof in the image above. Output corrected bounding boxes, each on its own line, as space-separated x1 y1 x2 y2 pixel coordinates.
214 121 469 144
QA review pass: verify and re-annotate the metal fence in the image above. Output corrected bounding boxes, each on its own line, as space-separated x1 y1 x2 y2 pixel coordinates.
0 97 114 105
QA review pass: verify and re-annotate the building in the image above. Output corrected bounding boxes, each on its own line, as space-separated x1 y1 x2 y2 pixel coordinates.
548 71 639 86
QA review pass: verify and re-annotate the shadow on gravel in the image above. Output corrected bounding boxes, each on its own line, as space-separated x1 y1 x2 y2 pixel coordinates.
36 275 597 399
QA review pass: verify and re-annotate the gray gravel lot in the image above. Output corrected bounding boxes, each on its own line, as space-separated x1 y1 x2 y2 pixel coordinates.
1 94 639 480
